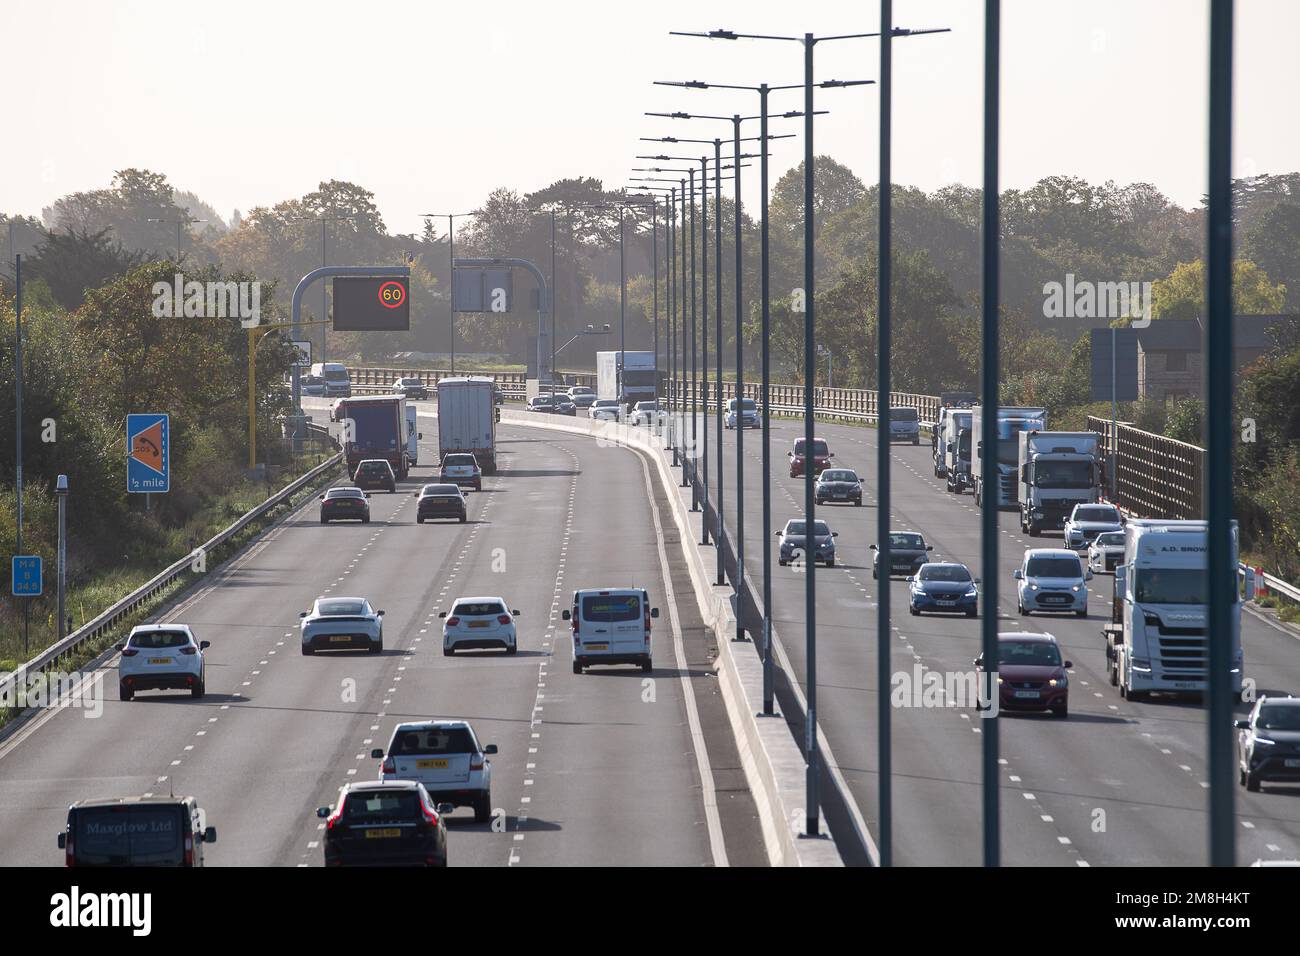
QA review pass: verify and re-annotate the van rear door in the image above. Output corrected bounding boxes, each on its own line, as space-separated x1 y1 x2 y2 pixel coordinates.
580 592 644 655
71 804 187 866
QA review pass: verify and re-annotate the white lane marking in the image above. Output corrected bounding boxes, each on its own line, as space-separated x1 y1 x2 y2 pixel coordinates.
635 444 729 868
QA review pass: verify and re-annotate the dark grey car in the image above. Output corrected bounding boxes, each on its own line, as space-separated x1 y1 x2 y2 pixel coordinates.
778 518 838 567
872 531 934 580
815 468 863 506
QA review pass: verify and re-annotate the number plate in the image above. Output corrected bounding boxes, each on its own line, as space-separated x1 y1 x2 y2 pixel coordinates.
416 758 449 769
468 621 489 628
365 828 401 839
330 635 352 643
585 643 609 651
937 600 956 607
1013 690 1041 699
148 658 171 665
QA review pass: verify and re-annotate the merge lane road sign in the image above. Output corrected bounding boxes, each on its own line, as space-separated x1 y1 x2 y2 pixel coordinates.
12 555 42 596
127 413 170 494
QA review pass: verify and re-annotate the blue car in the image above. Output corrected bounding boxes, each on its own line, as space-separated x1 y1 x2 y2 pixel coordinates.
908 562 979 617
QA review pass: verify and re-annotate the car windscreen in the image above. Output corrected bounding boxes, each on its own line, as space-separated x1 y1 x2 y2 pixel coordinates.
997 641 1062 667
821 470 857 482
317 600 366 616
326 488 363 499
443 455 475 466
918 565 971 583
889 408 918 421
390 727 476 755
74 805 186 866
1257 706 1300 732
1074 506 1119 523
128 630 190 649
786 521 830 537
1133 568 1208 605
343 790 420 822
422 485 461 496
399 379 421 386
358 461 390 472
1095 532 1125 546
794 440 829 455
1034 461 1093 488
890 533 924 550
323 369 349 382
581 594 642 622
1025 557 1083 579
453 601 506 616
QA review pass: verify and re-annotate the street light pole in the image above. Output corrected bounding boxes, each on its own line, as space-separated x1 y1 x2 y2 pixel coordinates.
56 475 68 640
801 30 820 838
759 86 774 711
877 0 894 867
689 170 699 507
732 115 745 631
713 137 725 584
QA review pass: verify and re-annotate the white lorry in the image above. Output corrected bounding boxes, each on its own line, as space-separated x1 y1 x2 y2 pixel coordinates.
1017 430 1102 536
933 408 972 487
596 351 657 408
1103 519 1246 701
436 376 497 474
970 406 1047 508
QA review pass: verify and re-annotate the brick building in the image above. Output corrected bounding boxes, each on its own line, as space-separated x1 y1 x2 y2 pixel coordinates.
1135 315 1295 401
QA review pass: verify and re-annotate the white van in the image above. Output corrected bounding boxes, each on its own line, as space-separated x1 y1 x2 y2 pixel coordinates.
310 362 352 398
406 404 420 466
562 588 659 674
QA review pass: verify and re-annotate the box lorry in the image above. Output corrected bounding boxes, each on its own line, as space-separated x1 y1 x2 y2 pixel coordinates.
1017 430 1102 536
436 376 497 474
1103 519 1246 702
596 351 657 407
970 406 1047 508
331 395 412 478
933 407 971 481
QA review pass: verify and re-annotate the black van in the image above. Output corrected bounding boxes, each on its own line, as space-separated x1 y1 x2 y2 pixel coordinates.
58 796 215 867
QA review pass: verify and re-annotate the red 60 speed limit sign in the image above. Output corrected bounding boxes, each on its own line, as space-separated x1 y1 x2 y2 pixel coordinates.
378 280 406 309
333 276 410 331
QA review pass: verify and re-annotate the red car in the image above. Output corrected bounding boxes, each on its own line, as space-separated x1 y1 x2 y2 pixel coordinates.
975 632 1071 718
788 437 833 478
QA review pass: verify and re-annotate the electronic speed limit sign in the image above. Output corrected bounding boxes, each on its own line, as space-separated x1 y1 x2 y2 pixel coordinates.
333 276 411 331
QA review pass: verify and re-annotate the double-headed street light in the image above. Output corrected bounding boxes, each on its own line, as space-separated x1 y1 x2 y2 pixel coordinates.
147 216 207 261
421 212 478 374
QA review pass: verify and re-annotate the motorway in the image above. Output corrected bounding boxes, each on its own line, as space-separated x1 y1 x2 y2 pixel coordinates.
0 407 765 867
696 411 1300 866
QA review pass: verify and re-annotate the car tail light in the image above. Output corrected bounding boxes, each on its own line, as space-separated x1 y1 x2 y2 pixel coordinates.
180 646 197 655
446 617 460 627
498 614 512 625
120 648 138 657
421 801 439 825
470 753 485 771
325 801 345 830
64 833 74 867
381 757 396 775
183 833 194 866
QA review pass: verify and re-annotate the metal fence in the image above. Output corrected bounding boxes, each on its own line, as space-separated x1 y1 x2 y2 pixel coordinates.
1087 415 1203 519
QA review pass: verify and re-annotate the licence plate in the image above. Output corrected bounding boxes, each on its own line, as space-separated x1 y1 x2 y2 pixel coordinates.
148 658 171 665
330 635 352 643
937 600 956 607
1042 595 1067 604
1285 759 1300 768
468 621 489 628
417 759 449 769
585 643 609 651
365 828 401 839
1014 690 1041 699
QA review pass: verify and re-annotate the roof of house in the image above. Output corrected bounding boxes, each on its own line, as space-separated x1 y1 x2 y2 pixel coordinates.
1137 315 1296 351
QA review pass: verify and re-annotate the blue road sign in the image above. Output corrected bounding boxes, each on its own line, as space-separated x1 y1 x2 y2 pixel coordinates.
12 555 42 596
127 413 170 493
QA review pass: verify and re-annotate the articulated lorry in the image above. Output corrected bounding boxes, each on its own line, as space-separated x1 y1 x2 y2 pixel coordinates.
970 406 1047 508
1103 519 1246 701
596 351 657 407
436 376 497 474
331 395 414 478
1017 430 1102 535
933 407 972 483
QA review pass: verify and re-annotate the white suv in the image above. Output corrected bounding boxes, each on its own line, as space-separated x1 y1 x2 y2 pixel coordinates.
117 625 209 701
373 720 497 823
1015 548 1092 617
440 596 519 655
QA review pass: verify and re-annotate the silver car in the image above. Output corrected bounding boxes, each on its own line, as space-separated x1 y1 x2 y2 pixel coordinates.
589 399 622 421
1063 503 1123 550
1087 530 1125 573
300 596 385 655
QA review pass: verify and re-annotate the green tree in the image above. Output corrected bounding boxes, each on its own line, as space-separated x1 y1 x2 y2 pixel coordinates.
1150 259 1287 321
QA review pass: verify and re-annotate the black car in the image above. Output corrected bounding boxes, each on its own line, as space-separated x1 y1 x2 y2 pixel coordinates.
871 531 934 580
317 781 451 867
492 384 505 405
59 796 215 867
415 483 467 523
1237 696 1300 792
527 395 576 416
354 459 396 492
320 486 371 524
391 377 428 400
815 467 863 506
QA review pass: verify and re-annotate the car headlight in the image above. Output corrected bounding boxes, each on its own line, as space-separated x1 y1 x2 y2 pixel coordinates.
996 677 1004 684
965 588 978 598
1049 676 1068 687
1071 584 1082 592
1028 583 1039 591
1132 657 1152 671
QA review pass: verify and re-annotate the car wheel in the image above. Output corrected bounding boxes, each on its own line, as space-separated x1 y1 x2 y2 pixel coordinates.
779 559 787 567
301 644 314 656
641 658 653 673
854 498 861 506
966 608 978 618
572 661 583 675
1076 608 1087 618
362 516 370 524
459 514 467 523
369 639 382 654
1018 602 1027 616
191 679 205 699
320 515 329 524
825 558 835 567
908 604 919 616
474 793 492 824
417 516 424 524
1052 702 1068 719
872 569 877 580
506 642 517 656
443 647 454 657
119 684 133 702
1245 771 1262 793
1239 765 1247 786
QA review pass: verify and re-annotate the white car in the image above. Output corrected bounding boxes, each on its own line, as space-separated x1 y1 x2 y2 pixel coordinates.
440 453 481 491
117 624 209 701
629 401 659 426
440 596 519 655
589 399 622 422
1014 548 1092 617
372 719 497 822
1063 503 1124 550
300 596 385 655
1088 530 1125 574
725 397 759 429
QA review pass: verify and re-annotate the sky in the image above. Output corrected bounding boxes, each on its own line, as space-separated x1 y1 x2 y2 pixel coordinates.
3 0 1298 237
